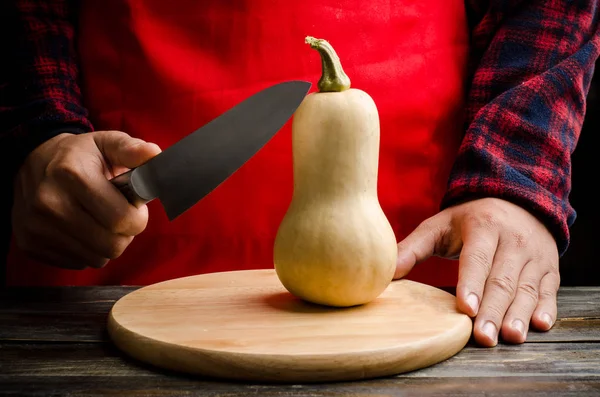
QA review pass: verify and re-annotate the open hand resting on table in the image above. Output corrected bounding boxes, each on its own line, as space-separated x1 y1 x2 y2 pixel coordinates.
11 131 161 270
394 198 560 347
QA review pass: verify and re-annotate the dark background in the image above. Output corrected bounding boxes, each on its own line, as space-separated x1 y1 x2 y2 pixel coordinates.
557 58 600 286
1 62 599 287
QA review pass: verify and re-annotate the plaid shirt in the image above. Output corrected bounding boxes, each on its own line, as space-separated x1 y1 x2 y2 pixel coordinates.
0 1 599 256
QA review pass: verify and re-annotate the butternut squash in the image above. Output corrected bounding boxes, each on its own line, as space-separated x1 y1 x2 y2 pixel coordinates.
273 36 398 307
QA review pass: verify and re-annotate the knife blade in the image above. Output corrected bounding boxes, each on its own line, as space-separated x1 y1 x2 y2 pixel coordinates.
110 80 311 220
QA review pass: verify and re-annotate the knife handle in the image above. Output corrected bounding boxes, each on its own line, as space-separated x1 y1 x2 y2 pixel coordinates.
111 170 150 208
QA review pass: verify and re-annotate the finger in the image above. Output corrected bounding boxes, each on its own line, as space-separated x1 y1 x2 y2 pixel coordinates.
500 261 541 344
455 221 499 317
93 130 161 171
531 270 560 331
473 241 527 347
50 152 150 236
394 214 452 279
20 215 110 269
32 182 134 259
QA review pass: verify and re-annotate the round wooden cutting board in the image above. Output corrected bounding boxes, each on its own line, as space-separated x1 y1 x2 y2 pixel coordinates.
107 269 472 383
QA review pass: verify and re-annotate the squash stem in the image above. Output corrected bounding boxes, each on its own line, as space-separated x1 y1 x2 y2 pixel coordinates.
305 36 351 92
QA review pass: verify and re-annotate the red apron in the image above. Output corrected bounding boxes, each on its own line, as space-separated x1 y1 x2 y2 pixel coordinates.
6 0 469 287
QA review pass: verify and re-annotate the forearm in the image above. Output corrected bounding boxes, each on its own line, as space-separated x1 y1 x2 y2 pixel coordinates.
0 0 93 173
444 0 600 255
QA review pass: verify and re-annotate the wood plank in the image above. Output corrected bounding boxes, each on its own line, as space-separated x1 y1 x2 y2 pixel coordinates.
1 376 599 397
414 342 600 378
0 287 135 342
1 286 599 343
556 287 600 318
0 312 109 342
2 342 599 378
0 286 137 307
1 343 599 396
525 286 600 342
3 286 598 314
3 286 598 318
527 319 600 342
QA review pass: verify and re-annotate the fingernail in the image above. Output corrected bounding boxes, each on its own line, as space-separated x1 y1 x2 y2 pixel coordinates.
466 293 479 314
512 319 525 336
482 321 497 343
542 313 553 328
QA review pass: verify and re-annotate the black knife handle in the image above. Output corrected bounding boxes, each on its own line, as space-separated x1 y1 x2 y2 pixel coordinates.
111 170 150 208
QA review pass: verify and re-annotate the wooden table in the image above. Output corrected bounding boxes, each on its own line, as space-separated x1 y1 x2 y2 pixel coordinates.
1 285 599 396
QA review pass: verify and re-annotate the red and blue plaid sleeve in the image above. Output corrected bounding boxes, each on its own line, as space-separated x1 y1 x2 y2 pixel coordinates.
0 0 93 172
443 0 600 255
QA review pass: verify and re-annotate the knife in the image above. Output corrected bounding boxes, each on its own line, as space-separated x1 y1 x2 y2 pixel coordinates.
110 80 311 220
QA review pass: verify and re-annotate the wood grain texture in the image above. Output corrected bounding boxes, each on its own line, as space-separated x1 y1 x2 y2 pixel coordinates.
2 283 597 320
555 287 600 318
1 343 599 396
1 285 599 396
1 286 598 344
527 319 600 342
525 286 600 342
0 286 135 342
2 376 598 397
107 269 473 382
3 342 600 378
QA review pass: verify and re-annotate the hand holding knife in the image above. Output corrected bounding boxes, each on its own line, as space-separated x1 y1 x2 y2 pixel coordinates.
110 81 311 219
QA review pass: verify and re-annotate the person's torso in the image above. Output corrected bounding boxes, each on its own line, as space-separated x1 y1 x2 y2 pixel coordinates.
6 0 469 286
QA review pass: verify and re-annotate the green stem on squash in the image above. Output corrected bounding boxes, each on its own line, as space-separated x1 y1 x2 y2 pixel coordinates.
305 36 351 92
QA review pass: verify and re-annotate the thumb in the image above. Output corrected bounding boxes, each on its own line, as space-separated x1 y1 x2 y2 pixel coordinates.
93 130 162 170
394 214 450 279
